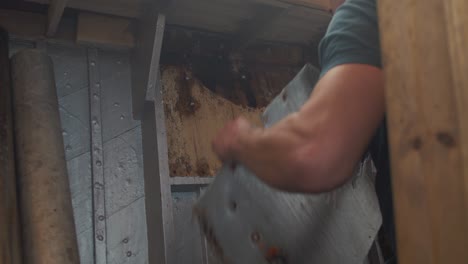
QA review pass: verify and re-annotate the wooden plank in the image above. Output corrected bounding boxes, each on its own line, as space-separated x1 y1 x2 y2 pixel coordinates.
0 28 22 264
77 12 135 49
234 4 288 50
0 9 76 43
378 0 468 263
162 66 263 177
46 0 68 36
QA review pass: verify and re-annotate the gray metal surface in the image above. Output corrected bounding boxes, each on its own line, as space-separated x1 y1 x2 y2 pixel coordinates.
67 153 94 264
142 84 175 264
131 12 166 119
8 40 150 264
173 191 205 264
100 51 140 142
195 64 382 264
88 47 108 264
48 44 89 98
59 88 91 161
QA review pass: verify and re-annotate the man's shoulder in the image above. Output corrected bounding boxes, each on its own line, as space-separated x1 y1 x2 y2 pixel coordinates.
319 0 380 75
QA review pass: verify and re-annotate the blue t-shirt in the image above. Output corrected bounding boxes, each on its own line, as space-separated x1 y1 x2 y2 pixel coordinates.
319 0 380 75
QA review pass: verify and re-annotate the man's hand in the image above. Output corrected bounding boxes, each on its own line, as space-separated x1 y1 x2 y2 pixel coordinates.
212 117 253 162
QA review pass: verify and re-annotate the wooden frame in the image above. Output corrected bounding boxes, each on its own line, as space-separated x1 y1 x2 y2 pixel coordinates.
378 0 468 263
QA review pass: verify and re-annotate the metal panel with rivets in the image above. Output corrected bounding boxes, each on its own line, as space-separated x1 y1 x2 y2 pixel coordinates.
194 64 382 264
8 40 149 264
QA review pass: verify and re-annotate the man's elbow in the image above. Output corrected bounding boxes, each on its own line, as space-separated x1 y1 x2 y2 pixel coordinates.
290 144 351 193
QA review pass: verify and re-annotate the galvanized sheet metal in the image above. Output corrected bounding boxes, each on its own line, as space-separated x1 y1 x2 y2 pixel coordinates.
58 88 91 161
103 126 145 216
172 191 205 264
195 64 382 264
99 50 140 142
67 152 94 264
9 41 149 264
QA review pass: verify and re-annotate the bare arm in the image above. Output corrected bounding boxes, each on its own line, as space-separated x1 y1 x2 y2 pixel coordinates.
212 64 384 193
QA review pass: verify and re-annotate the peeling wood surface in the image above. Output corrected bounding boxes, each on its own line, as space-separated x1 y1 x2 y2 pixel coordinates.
162 66 264 177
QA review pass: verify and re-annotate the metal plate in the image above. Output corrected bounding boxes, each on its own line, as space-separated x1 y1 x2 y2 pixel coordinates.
58 88 90 161
172 190 205 264
67 152 94 264
99 50 140 142
104 126 145 216
106 197 149 264
47 44 88 98
195 64 382 264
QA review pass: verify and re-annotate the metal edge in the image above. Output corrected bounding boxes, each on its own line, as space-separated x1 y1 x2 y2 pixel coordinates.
170 177 214 187
87 47 107 264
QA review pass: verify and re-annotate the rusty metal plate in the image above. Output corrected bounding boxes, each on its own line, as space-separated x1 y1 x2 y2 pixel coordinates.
195 64 382 264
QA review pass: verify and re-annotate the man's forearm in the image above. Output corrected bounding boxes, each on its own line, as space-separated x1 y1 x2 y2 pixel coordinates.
215 64 385 193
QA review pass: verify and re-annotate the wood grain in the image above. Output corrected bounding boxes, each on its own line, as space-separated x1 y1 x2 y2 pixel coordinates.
46 0 68 36
162 66 264 177
378 0 468 263
77 12 135 49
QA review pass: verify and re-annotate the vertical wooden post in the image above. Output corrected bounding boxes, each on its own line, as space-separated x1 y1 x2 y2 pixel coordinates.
0 27 22 264
47 0 68 36
378 0 468 263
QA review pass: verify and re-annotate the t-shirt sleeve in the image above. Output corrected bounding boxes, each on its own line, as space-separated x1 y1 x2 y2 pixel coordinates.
318 0 381 76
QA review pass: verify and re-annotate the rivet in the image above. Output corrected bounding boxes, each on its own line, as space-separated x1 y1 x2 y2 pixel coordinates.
230 201 237 211
123 238 129 244
65 145 72 151
114 102 120 107
126 251 132 257
97 235 104 241
251 232 260 243
95 82 101 88
65 83 72 89
98 215 105 221
96 160 102 167
90 61 96 66
120 115 125 120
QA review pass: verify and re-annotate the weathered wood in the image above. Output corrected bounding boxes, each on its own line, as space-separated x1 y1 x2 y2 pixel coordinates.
11 49 79 264
0 28 22 264
0 9 74 44
234 4 288 50
378 0 468 263
46 0 68 36
77 12 135 49
162 66 264 177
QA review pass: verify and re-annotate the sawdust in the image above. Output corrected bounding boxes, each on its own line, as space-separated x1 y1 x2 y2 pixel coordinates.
162 66 264 177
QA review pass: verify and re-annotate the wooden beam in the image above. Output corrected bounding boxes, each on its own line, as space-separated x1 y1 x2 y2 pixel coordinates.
234 3 289 50
46 0 68 36
378 0 468 263
77 12 135 49
27 0 331 18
